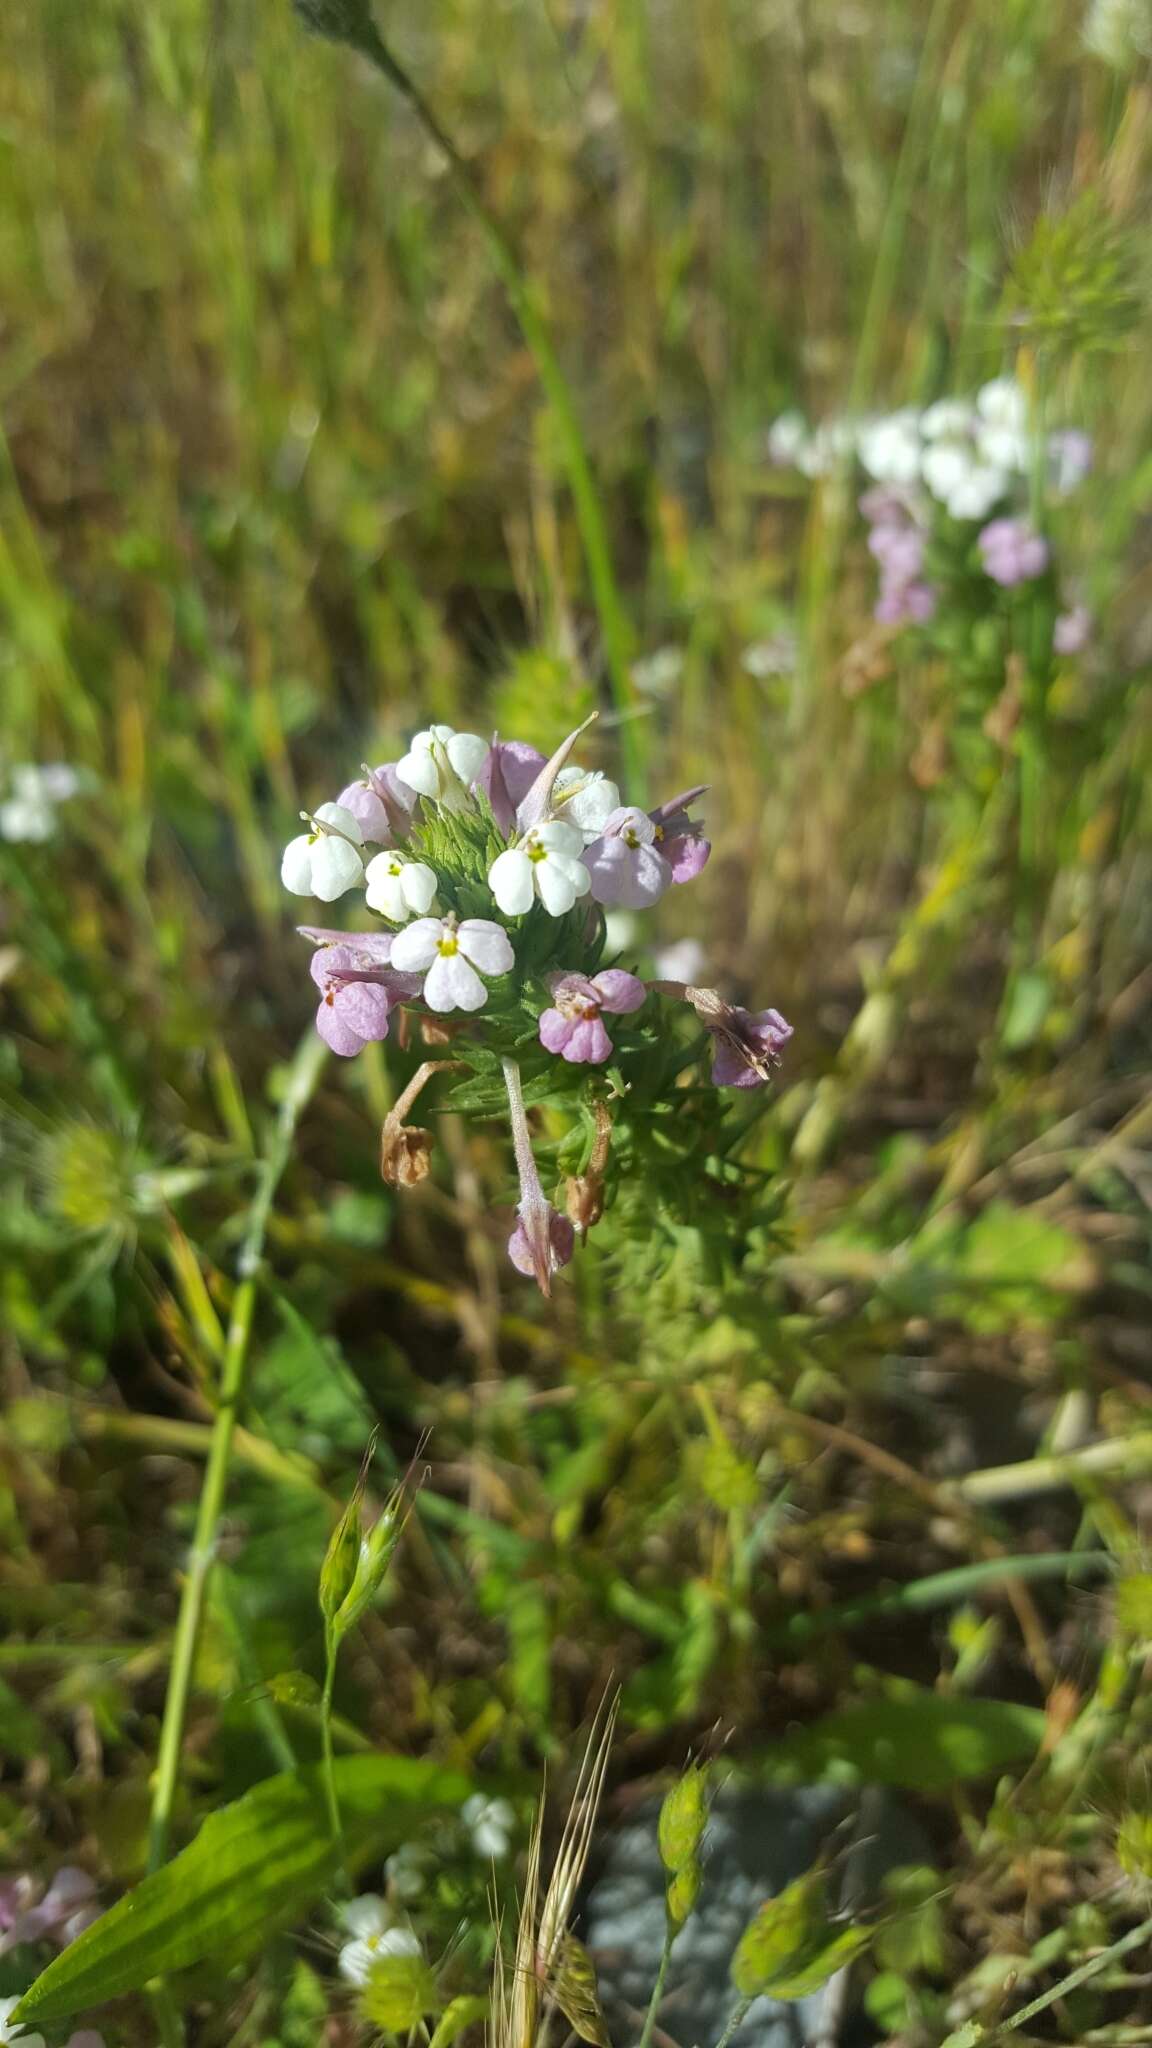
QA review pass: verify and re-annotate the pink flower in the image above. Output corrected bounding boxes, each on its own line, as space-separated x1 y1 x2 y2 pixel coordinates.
0 1867 100 1957
584 788 710 908
477 739 546 834
508 1206 575 1283
538 969 646 1064
977 517 1050 587
709 1004 793 1087
337 763 420 844
308 935 418 1056
1054 604 1091 655
649 786 711 884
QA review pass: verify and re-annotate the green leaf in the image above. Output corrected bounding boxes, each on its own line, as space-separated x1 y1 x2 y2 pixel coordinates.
761 1922 871 1997
428 1995 490 2048
760 1690 1045 1791
13 1755 471 2027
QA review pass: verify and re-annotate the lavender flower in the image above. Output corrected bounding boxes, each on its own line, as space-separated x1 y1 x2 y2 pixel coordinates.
477 739 545 834
538 969 646 1064
1049 428 1093 495
1054 604 1092 654
508 1207 575 1284
685 989 794 1088
391 915 513 1013
978 517 1050 586
0 1868 99 1956
337 762 419 842
649 785 711 884
310 939 409 1056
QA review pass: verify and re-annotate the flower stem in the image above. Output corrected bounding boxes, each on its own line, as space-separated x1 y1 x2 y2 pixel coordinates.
146 1030 328 1875
635 1923 676 2048
320 1626 346 1882
337 19 643 794
711 1996 752 2048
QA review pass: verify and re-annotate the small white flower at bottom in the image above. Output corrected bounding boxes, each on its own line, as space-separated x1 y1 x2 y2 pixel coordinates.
390 916 514 1013
363 853 438 921
338 1923 422 1986
0 1996 46 2048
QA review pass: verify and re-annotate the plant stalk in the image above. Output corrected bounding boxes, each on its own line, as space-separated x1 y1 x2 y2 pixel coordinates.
146 1031 327 1874
636 1923 676 2048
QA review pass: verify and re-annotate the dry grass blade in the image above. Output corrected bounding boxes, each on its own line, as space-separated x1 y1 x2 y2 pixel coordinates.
491 1694 618 2048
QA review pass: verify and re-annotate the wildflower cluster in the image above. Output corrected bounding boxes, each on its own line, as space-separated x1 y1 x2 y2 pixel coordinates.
282 720 790 1292
769 377 1091 650
0 763 80 844
0 1870 104 2048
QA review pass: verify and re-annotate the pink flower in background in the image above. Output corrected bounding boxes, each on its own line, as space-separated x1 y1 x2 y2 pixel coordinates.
305 932 420 1056
1054 604 1091 655
538 969 646 1064
0 1868 99 1957
978 517 1050 587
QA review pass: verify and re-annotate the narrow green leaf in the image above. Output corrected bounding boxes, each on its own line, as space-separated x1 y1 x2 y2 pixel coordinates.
731 1870 830 1998
13 1755 471 2027
428 1995 490 2048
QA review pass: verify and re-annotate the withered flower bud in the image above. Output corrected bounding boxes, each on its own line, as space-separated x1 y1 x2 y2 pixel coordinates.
380 1122 435 1188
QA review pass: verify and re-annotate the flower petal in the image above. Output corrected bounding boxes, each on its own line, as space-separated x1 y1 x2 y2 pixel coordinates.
458 919 515 975
402 862 438 914
445 731 490 786
564 1015 612 1062
592 969 646 1014
335 982 392 1043
315 1000 365 1056
538 1007 574 1055
488 848 534 917
280 835 316 894
313 801 364 845
535 819 586 858
535 855 585 916
390 919 443 971
395 744 440 797
310 835 366 901
424 950 487 1013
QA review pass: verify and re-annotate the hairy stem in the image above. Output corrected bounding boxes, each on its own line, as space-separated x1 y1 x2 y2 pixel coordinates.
146 1030 328 1874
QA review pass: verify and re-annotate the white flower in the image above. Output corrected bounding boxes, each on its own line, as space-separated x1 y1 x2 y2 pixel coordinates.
0 1997 46 2048
462 1793 514 1860
975 419 1031 473
1084 0 1152 65
395 726 488 811
488 820 591 917
385 1843 433 1902
920 444 1008 521
391 915 514 1013
653 937 706 983
338 1922 421 1986
796 417 856 479
280 802 366 900
921 398 975 440
767 410 810 466
339 1894 394 1940
550 767 621 841
858 409 922 486
977 377 1028 432
631 646 684 696
363 853 438 921
0 794 55 843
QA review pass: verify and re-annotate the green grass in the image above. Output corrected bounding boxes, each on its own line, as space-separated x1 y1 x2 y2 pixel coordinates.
2 0 1152 2041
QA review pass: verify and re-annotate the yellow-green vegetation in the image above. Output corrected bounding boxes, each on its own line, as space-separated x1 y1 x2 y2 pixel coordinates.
2 0 1151 2043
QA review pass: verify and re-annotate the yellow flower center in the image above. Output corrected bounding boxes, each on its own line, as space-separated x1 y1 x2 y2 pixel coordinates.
437 934 459 956
624 827 642 849
528 843 548 863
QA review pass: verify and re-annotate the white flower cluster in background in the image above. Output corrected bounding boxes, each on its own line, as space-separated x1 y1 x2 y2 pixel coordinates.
0 764 81 844
768 378 1091 524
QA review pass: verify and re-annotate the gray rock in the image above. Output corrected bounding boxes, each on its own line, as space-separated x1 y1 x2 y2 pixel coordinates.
582 1782 928 2048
